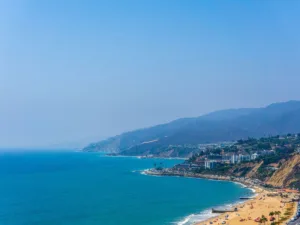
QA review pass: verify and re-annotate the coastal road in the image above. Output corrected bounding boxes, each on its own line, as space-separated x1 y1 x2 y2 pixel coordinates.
288 202 300 225
288 217 300 225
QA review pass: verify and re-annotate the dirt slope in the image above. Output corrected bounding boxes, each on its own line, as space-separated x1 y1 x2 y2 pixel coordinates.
246 161 263 178
267 154 300 187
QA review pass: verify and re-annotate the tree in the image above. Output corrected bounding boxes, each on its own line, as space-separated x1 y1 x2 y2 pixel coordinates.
269 211 275 222
274 211 281 221
260 215 268 225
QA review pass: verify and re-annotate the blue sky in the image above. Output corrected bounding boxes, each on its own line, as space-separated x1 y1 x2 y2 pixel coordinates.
1 0 300 148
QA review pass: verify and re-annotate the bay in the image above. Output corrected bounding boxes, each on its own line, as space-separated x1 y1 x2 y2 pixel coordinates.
0 151 252 225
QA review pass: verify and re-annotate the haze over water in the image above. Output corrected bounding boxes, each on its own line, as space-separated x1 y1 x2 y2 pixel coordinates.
0 151 252 225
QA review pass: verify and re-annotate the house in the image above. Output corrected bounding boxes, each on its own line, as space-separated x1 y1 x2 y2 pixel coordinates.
251 153 259 160
260 150 275 155
174 163 190 170
266 166 278 171
194 160 205 167
266 163 279 171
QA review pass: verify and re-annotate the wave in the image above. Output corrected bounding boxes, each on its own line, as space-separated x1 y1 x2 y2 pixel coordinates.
250 188 256 193
174 198 251 225
175 208 219 225
139 169 163 177
234 181 247 188
173 184 256 225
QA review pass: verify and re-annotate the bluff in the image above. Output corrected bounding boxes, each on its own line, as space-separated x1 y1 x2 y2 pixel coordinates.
266 154 300 188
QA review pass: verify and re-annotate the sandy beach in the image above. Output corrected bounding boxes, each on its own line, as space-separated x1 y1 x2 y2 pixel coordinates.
195 187 297 225
144 169 298 225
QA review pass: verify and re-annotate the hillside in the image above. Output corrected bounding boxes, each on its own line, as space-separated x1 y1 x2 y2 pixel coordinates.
266 154 300 188
170 134 300 189
83 100 300 156
205 155 300 189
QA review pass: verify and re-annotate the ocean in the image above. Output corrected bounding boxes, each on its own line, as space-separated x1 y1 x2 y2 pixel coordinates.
0 151 253 225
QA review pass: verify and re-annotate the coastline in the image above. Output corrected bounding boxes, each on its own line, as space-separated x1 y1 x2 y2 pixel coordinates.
105 154 187 160
143 169 262 188
176 189 257 225
195 188 296 225
143 169 297 225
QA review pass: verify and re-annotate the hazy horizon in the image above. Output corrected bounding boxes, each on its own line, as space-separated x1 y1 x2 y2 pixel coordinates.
1 1 300 148
0 100 297 149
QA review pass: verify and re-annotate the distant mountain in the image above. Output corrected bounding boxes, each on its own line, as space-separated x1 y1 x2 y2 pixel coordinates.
200 108 259 121
83 101 300 156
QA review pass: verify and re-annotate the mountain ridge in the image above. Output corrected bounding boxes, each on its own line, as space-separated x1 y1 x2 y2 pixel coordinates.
83 100 300 155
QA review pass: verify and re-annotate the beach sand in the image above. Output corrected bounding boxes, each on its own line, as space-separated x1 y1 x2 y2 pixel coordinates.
196 188 297 225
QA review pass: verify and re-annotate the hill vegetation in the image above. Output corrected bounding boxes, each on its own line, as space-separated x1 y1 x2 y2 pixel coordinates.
175 134 300 189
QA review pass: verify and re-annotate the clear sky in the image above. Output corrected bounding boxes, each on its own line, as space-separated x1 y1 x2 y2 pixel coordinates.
1 0 300 148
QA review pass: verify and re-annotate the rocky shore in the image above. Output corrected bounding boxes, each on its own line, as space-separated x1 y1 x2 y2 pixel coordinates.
144 168 263 188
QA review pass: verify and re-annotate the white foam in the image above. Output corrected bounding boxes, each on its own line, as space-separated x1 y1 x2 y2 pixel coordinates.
176 214 194 225
232 182 257 198
139 169 150 175
141 172 162 177
249 188 256 193
174 193 257 225
234 182 247 188
175 209 219 225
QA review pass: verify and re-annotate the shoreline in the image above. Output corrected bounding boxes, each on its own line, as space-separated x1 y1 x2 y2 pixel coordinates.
143 169 262 189
105 154 188 160
177 190 257 225
143 169 297 225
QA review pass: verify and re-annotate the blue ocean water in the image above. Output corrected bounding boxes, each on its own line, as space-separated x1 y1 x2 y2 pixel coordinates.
0 151 252 225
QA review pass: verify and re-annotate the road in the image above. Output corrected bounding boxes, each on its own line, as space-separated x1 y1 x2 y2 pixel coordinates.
288 202 300 225
289 217 300 225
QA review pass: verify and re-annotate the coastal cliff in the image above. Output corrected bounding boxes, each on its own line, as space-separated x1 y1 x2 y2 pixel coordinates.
222 155 300 188
266 154 300 188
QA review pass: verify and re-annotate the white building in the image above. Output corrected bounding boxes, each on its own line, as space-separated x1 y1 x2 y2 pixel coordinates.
231 155 239 164
231 154 251 164
205 160 216 169
239 154 251 162
251 153 259 160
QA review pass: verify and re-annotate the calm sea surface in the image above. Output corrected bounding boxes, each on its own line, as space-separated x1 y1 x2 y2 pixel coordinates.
0 151 252 225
